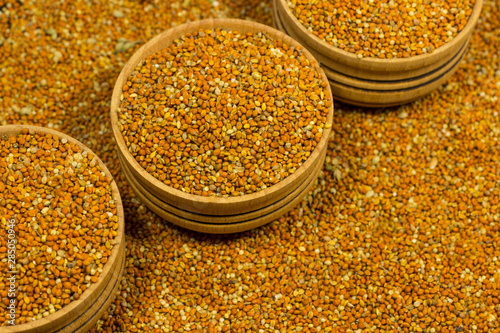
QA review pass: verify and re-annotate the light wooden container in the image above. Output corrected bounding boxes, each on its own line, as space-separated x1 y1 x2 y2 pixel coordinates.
110 18 333 233
274 0 483 107
0 125 125 333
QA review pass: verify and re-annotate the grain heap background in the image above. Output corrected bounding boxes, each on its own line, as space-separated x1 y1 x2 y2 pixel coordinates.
1 0 500 332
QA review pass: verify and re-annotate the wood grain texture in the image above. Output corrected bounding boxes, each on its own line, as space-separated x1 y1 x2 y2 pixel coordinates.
321 39 468 91
324 39 469 107
326 53 464 108
118 150 324 224
123 153 324 234
275 0 482 75
0 125 125 333
110 18 333 216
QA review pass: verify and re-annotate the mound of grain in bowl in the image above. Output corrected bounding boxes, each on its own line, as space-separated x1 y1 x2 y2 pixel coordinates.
286 0 475 58
0 129 118 325
117 28 331 197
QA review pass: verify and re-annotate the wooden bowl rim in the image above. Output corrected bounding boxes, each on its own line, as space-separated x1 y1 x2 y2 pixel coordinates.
323 40 467 93
110 18 334 208
0 124 125 332
274 3 470 81
127 173 264 233
327 58 460 107
118 149 322 224
127 156 323 234
275 0 483 70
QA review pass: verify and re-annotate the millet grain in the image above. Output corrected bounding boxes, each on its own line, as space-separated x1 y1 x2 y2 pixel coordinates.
2 0 500 332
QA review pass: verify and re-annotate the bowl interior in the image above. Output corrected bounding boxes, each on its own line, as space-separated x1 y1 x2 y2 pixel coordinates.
110 18 334 210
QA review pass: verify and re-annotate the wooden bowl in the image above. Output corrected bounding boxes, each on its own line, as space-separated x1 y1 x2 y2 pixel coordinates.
274 0 483 106
118 149 323 225
110 18 334 218
0 125 125 333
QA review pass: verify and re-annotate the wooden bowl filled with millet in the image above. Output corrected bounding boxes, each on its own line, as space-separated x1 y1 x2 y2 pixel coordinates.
0 125 125 333
110 18 334 233
274 0 483 107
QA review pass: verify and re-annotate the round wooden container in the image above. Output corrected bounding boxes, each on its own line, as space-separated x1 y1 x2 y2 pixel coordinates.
0 125 125 333
110 19 334 222
274 0 483 107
